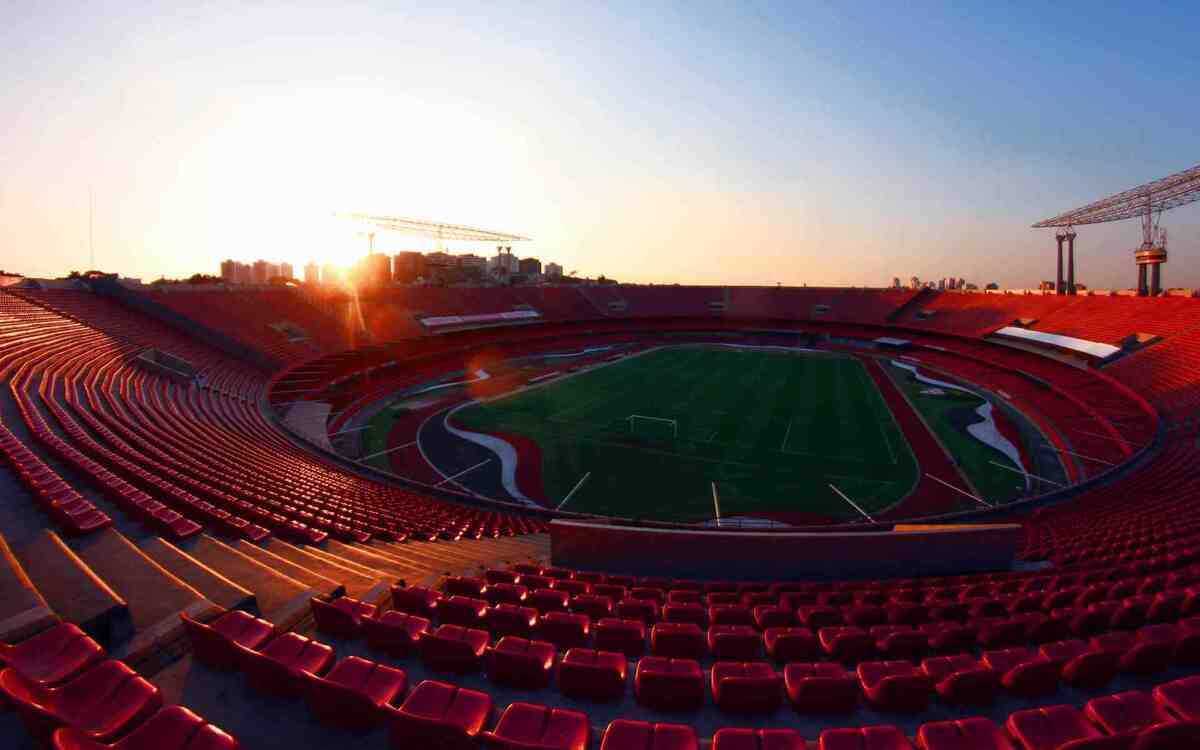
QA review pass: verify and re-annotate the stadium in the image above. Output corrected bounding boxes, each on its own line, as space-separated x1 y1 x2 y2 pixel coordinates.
5 255 1200 750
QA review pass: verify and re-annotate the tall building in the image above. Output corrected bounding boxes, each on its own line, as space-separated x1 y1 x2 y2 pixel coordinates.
545 262 563 279
304 262 319 284
518 257 542 275
252 260 270 284
235 263 252 285
321 263 340 285
220 259 237 284
392 252 424 283
891 277 901 289
279 263 293 281
909 276 921 290
364 253 391 286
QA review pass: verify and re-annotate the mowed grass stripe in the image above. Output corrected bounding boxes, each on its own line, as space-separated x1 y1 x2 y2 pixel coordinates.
453 346 918 522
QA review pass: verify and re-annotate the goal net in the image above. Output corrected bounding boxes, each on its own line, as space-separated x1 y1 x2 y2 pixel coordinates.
626 414 678 442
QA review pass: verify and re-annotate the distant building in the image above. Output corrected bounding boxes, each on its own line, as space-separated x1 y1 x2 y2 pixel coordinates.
220 259 237 284
235 263 252 285
909 276 921 290
392 252 424 283
519 257 542 276
488 248 520 280
304 262 319 284
252 260 270 284
279 263 293 281
937 278 946 290
321 263 340 285
892 277 901 289
545 262 563 279
364 253 391 286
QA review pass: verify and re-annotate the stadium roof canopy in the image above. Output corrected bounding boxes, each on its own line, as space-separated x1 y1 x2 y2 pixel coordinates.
338 212 530 242
1032 162 1200 228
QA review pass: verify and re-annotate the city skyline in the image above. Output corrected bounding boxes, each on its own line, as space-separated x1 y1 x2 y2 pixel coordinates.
3 2 1199 289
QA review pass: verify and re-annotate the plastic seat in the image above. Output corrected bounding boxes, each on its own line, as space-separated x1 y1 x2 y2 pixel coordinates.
0 659 162 744
764 627 818 663
310 596 377 638
817 724 914 750
797 606 842 629
652 622 706 659
180 611 273 670
1005 705 1114 750
443 575 488 598
710 605 754 627
594 618 646 657
754 605 796 630
538 612 591 651
601 720 699 750
981 648 1061 697
1040 639 1119 688
915 717 1015 750
819 626 876 664
440 596 489 628
391 585 441 618
481 702 590 750
362 611 430 656
709 625 762 661
711 662 781 714
390 679 492 750
0 624 105 687
484 637 555 688
418 624 489 673
1085 690 1172 736
712 727 806 750
920 654 997 705
617 598 660 626
663 603 707 627
1153 675 1200 719
874 627 928 661
558 648 627 701
635 657 704 711
783 663 859 713
241 632 334 697
530 588 571 615
571 594 613 621
304 655 407 729
50 705 239 750
857 660 932 713
487 582 529 606
486 603 538 639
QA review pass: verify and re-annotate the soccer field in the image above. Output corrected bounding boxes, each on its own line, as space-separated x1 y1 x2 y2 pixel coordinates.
452 346 918 523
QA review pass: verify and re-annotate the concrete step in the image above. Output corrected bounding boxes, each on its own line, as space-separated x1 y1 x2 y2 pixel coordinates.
71 528 220 670
0 532 58 642
234 540 344 598
262 539 386 600
140 537 257 613
375 541 487 578
325 540 423 583
300 545 400 582
17 530 130 645
182 535 319 630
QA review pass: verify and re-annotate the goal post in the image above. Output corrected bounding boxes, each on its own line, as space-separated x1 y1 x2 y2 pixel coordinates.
626 414 678 440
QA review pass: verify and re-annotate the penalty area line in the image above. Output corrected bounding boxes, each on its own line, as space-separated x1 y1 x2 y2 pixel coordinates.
359 440 417 462
925 472 993 508
557 472 591 511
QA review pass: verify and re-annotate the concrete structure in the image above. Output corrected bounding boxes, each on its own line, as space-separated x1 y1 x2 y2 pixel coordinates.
392 252 424 283
545 262 563 279
303 262 319 284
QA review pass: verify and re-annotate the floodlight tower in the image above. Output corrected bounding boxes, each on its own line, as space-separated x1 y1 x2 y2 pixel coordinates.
1034 162 1200 296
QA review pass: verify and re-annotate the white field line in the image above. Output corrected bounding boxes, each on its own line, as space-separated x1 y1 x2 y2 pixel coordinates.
988 460 1067 488
780 420 794 452
557 472 592 510
711 481 723 527
925 472 993 508
828 483 874 523
359 439 417 461
436 458 492 487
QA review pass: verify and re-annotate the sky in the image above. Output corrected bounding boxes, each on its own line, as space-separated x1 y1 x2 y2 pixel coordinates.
2 1 1198 289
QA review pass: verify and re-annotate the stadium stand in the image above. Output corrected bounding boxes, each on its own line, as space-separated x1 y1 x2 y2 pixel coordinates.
8 283 1200 749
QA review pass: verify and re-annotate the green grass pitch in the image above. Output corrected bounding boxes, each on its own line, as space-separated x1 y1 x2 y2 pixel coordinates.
453 346 919 523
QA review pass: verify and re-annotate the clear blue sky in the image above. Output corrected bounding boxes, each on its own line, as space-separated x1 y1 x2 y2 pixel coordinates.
2 1 1197 289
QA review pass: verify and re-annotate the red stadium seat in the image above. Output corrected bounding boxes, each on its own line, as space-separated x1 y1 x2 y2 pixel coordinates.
241 632 333 697
538 612 591 651
1 659 162 744
439 595 489 629
817 724 914 750
784 662 859 713
594 618 646 657
1153 675 1200 719
601 720 699 750
915 717 1014 750
310 596 377 638
635 657 704 711
362 611 430 656
651 622 706 659
857 660 933 713
0 624 105 687
764 627 818 663
304 655 407 729
1005 705 1115 750
1085 690 1172 736
392 585 441 618
558 648 627 701
481 702 589 750
486 603 539 639
711 662 782 713
50 705 239 750
919 654 997 705
389 680 492 750
713 727 806 750
180 610 273 670
418 625 489 674
484 637 555 688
